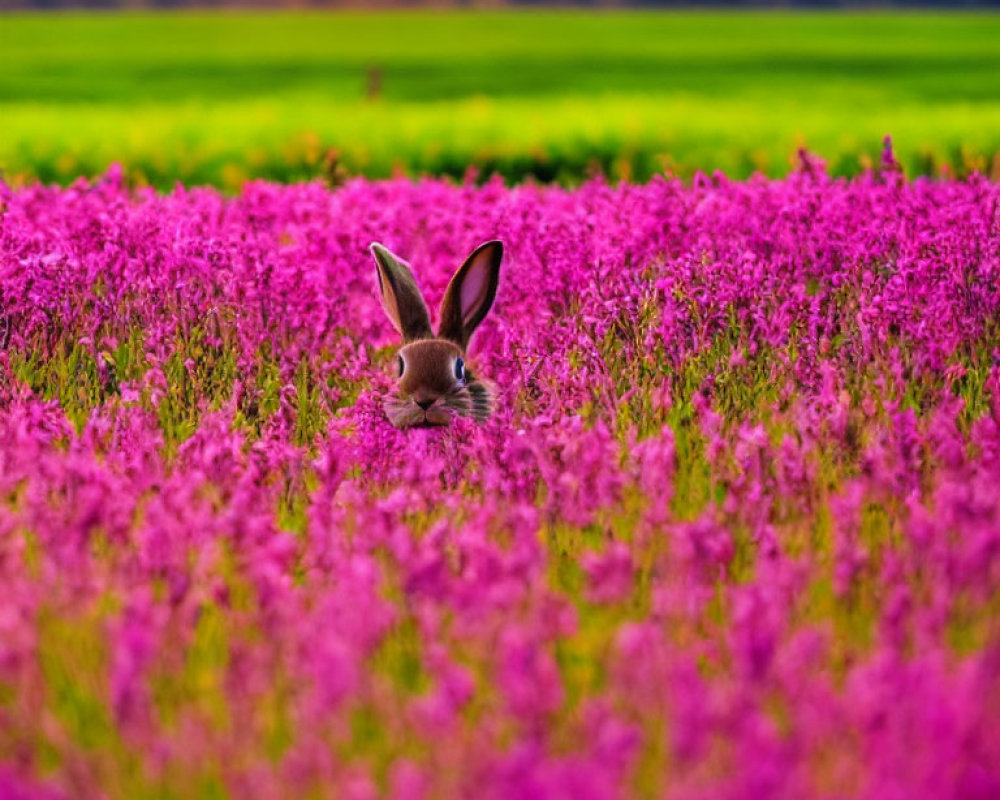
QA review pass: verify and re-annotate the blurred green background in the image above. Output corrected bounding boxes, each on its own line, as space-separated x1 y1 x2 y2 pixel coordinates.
3 11 1000 189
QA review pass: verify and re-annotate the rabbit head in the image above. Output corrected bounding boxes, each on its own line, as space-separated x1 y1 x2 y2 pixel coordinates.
370 240 502 429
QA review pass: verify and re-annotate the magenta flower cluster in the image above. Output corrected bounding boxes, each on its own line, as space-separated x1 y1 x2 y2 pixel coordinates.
1 159 999 799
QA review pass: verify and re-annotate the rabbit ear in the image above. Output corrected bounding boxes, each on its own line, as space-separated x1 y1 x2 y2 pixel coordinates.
370 243 433 341
438 240 502 350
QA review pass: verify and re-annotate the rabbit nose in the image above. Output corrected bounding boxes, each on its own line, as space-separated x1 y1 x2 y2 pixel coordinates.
415 399 434 411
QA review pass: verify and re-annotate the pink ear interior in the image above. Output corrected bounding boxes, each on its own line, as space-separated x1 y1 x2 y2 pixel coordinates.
436 240 501 347
459 251 492 326
375 260 404 335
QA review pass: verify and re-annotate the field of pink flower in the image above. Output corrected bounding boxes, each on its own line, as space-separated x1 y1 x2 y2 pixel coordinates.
1 153 999 799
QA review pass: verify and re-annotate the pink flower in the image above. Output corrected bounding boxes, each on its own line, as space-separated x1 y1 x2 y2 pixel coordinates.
582 542 634 604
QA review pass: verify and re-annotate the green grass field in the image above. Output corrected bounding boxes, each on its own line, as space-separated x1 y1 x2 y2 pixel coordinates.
3 11 1000 188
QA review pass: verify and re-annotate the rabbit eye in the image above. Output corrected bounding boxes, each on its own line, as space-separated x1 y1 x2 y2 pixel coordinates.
397 356 405 377
454 357 466 382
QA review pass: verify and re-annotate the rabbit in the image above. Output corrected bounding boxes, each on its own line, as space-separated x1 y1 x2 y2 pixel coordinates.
370 240 502 429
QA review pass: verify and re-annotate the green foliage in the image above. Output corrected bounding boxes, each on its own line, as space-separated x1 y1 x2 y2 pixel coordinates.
3 11 1000 189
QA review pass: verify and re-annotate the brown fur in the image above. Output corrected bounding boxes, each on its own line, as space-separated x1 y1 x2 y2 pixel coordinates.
438 241 502 350
370 241 502 429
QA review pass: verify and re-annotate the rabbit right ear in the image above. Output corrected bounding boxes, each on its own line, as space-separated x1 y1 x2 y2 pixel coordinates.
437 240 502 350
370 243 433 341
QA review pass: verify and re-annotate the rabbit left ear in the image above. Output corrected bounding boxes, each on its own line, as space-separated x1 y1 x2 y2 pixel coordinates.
370 243 434 342
438 240 502 350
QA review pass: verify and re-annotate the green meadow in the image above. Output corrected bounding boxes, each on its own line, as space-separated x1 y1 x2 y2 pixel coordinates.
3 11 1000 188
